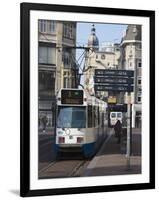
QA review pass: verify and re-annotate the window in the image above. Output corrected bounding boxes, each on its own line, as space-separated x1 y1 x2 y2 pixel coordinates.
39 20 47 33
137 77 141 85
138 62 142 68
87 105 92 128
39 71 55 98
137 95 142 103
39 20 56 33
132 25 137 33
63 23 74 39
129 50 132 55
111 112 116 118
138 87 142 93
47 20 56 33
62 50 73 68
38 46 56 65
92 106 96 127
129 62 132 67
98 106 100 125
64 77 69 88
117 112 122 118
57 106 86 128
137 90 142 103
101 54 105 60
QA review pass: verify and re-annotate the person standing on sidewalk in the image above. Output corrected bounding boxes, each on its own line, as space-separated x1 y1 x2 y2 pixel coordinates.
42 115 48 133
114 120 122 144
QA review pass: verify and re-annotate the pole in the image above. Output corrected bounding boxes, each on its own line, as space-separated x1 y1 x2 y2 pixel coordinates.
126 92 131 169
130 104 132 155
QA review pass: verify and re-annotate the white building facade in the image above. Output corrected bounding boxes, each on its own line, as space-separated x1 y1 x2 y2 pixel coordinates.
84 25 120 100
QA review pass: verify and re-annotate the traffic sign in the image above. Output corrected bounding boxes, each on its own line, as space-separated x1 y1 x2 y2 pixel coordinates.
95 84 133 92
95 69 134 77
108 104 127 112
94 76 134 84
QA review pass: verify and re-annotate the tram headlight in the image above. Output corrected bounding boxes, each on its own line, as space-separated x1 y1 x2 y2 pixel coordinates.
58 131 63 135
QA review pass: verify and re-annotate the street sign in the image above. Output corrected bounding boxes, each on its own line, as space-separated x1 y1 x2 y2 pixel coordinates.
95 69 134 77
108 96 117 104
94 76 134 84
94 69 134 92
107 104 127 112
95 84 133 92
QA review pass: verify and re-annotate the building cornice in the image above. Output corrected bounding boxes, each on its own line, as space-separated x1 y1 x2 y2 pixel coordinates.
121 40 141 46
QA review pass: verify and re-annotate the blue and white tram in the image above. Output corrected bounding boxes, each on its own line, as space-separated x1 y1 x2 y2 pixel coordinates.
54 88 107 158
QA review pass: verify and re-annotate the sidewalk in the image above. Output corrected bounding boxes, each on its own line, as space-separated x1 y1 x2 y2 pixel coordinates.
39 127 54 135
84 129 141 176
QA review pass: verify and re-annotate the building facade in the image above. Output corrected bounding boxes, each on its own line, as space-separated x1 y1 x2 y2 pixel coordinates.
84 25 120 100
119 25 142 128
38 20 77 128
84 24 142 128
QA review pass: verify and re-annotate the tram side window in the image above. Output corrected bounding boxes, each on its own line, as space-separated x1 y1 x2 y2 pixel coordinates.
102 113 104 128
92 106 97 127
98 106 100 126
93 106 95 127
87 105 92 128
95 106 99 127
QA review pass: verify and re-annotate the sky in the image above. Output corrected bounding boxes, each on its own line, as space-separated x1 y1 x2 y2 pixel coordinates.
76 22 128 75
76 22 127 47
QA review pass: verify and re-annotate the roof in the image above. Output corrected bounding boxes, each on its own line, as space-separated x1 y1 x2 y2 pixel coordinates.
122 25 141 42
88 24 99 49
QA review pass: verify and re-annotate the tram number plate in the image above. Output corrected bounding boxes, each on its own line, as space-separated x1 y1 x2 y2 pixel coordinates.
69 136 73 139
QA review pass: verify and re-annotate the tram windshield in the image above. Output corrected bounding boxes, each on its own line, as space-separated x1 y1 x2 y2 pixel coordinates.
57 106 86 128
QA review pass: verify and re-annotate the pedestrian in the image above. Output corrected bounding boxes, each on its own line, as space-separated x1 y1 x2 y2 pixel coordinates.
135 116 139 128
114 120 122 144
42 115 48 133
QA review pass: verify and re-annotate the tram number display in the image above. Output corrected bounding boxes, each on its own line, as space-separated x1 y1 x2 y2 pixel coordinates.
61 90 83 105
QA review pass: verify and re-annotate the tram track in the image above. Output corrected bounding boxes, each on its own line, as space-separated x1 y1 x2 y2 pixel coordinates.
68 160 90 177
39 160 57 175
38 158 90 179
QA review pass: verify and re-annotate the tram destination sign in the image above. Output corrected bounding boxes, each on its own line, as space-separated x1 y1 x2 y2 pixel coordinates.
61 89 83 105
94 76 134 84
95 69 134 77
95 85 133 92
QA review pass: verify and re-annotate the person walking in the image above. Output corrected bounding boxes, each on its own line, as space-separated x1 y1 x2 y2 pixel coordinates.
114 120 122 144
42 115 48 133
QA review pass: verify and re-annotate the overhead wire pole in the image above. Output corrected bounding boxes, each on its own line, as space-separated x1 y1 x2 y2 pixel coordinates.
39 32 105 88
70 49 87 88
126 92 131 170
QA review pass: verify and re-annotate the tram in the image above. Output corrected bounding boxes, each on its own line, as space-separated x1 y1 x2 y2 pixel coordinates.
54 88 107 158
110 112 123 126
